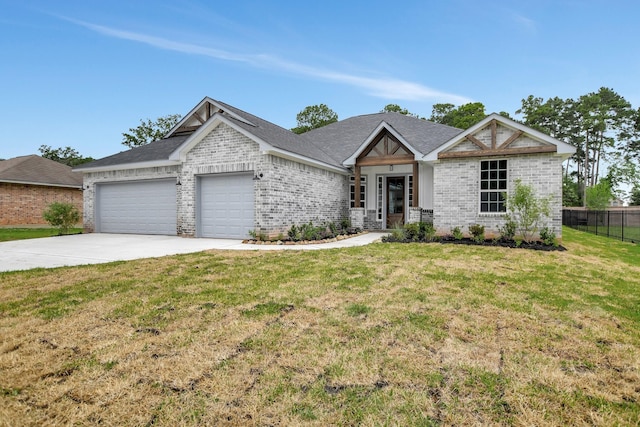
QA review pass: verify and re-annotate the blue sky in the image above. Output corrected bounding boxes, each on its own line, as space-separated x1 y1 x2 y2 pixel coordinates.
2 0 639 161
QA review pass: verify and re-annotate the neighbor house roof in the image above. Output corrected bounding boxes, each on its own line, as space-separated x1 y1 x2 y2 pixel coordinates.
75 97 464 173
0 155 83 188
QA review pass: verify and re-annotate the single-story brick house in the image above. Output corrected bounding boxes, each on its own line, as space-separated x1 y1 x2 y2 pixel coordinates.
0 155 83 226
75 97 575 239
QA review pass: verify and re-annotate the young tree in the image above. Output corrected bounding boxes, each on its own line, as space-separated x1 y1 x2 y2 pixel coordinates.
429 102 486 129
122 114 182 148
39 145 94 167
291 104 338 134
504 179 552 243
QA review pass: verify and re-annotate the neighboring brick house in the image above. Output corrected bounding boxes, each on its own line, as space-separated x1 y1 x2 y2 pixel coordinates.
0 155 83 226
75 97 575 239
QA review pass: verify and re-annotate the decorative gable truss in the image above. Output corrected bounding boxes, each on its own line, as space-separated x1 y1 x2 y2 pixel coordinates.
438 118 556 159
357 131 415 166
168 97 256 138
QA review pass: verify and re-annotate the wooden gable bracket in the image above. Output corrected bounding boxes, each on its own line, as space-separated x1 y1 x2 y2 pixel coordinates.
193 112 206 125
465 134 489 151
491 119 497 149
498 130 524 149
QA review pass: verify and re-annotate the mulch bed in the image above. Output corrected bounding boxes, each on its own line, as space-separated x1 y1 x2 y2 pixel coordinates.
384 236 566 251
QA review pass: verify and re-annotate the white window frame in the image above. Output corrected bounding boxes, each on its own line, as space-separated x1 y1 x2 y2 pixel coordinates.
479 159 508 213
350 175 366 209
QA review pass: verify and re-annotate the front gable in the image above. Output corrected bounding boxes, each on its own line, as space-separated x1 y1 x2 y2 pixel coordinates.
343 122 422 166
357 131 415 166
424 113 576 161
167 97 255 137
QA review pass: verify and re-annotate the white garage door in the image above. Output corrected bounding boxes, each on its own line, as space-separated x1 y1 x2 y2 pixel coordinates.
199 173 254 239
97 180 176 235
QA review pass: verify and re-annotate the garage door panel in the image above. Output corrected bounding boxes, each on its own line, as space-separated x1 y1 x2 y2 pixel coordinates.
97 180 176 235
199 174 254 239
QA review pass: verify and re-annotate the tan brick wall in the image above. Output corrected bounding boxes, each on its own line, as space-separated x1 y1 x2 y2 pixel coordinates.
0 183 83 226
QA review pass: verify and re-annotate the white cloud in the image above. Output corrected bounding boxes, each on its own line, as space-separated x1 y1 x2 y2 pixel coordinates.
67 18 472 105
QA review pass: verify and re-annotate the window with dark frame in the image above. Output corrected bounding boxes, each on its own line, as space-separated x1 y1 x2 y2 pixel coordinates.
480 160 507 212
350 176 366 208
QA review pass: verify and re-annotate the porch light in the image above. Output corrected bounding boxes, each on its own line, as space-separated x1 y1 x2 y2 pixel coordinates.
389 165 393 171
253 173 263 181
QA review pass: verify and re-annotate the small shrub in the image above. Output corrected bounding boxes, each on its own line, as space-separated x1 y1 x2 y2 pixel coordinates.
539 227 557 246
299 221 324 241
248 230 268 241
327 221 338 236
340 218 351 232
404 223 421 241
498 219 517 241
42 202 80 235
469 224 485 243
420 222 437 242
389 222 406 241
288 224 301 242
451 226 463 240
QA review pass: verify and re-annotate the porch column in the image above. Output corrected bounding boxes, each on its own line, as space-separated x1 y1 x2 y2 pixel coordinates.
412 162 419 207
354 165 361 207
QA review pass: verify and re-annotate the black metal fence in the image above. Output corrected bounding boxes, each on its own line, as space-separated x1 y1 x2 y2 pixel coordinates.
563 209 640 243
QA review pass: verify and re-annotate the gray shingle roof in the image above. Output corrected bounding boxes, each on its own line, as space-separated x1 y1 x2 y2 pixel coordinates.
77 99 464 171
0 155 83 187
74 135 189 170
300 112 464 164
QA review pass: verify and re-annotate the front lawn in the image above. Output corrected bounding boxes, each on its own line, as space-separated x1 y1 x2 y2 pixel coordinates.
0 227 638 425
0 227 82 242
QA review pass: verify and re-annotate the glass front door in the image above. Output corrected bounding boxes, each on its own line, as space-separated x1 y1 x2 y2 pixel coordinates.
387 176 405 228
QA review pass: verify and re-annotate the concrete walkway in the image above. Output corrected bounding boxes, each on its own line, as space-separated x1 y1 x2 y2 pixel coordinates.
0 232 388 272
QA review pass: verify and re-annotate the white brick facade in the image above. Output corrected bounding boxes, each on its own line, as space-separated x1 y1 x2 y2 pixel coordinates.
257 155 349 236
432 153 564 238
82 122 348 237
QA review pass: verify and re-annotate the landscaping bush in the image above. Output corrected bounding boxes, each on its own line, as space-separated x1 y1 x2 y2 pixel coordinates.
287 224 302 242
539 226 557 247
42 202 80 235
451 226 463 240
468 224 485 243
498 219 517 241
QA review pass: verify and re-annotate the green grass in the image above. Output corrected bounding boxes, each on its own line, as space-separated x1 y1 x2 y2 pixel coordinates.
0 227 82 242
0 227 639 426
575 224 640 243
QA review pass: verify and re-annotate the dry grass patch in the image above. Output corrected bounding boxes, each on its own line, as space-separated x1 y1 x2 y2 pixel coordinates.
1 228 639 426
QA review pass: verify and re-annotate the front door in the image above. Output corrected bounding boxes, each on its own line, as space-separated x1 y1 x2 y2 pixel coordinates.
387 176 405 228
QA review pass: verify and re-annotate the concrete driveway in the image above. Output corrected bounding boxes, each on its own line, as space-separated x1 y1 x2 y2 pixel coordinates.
0 232 386 272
